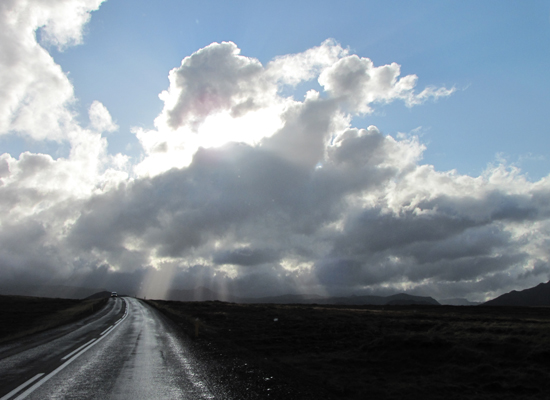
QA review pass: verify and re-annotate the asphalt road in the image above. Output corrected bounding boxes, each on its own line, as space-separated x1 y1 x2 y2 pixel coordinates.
0 297 229 399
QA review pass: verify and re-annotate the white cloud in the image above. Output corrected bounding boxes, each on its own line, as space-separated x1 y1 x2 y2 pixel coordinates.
318 54 455 114
0 0 130 290
34 0 105 49
0 0 105 140
89 101 118 133
266 38 348 86
136 40 454 177
157 41 275 131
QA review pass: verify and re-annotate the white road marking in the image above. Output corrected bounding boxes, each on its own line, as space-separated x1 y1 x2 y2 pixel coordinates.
7 298 130 400
61 339 97 361
100 325 114 336
0 374 44 400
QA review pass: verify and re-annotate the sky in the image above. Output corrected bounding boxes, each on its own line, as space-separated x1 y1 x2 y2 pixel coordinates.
1 0 550 301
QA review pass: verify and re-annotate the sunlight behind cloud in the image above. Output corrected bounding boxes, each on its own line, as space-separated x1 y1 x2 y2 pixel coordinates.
194 105 285 149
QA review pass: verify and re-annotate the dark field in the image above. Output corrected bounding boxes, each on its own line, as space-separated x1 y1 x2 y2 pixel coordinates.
0 294 107 344
147 300 550 399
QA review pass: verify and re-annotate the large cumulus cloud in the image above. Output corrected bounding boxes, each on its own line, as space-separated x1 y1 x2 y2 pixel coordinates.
1 1 549 302
67 130 550 300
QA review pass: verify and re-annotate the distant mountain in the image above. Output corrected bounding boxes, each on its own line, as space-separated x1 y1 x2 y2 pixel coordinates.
271 293 440 306
163 287 440 306
238 293 328 304
484 281 550 306
0 284 109 299
85 291 115 300
384 293 440 306
439 298 481 306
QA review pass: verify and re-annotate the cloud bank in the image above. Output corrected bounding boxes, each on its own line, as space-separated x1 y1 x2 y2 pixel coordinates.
1 0 549 302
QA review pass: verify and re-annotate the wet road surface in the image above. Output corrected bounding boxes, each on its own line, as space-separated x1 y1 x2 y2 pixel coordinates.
0 298 228 399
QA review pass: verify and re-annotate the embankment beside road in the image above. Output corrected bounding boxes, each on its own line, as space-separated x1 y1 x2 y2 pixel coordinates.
0 295 108 344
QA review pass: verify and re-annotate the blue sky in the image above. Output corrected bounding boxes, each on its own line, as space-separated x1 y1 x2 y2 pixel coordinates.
44 0 550 178
2 0 550 301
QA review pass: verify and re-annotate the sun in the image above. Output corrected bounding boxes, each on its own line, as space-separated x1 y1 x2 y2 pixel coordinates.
192 104 285 149
135 101 288 177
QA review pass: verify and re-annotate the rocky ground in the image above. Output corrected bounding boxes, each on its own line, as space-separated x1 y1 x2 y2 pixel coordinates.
146 300 550 399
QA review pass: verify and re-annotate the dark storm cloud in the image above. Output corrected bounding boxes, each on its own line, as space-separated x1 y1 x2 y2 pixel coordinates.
332 209 478 255
405 225 511 264
67 120 411 265
213 247 280 267
262 96 341 168
69 142 347 258
63 122 550 301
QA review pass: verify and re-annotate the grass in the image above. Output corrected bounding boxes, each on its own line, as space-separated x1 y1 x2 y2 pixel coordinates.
0 294 108 344
145 300 550 399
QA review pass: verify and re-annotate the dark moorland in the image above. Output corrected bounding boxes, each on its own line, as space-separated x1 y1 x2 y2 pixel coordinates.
147 300 550 400
0 294 107 344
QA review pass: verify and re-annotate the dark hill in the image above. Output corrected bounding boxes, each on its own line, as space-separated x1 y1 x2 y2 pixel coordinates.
439 298 480 306
484 280 550 306
85 291 114 300
0 284 109 299
385 293 440 305
303 293 439 306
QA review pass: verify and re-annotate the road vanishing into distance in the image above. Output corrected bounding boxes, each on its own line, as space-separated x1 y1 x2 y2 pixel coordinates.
0 297 227 399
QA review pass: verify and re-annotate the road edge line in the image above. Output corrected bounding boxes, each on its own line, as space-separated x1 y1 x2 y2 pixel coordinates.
61 338 97 361
0 374 44 400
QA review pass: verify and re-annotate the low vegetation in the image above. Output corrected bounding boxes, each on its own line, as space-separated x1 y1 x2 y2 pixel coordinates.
146 300 550 399
0 294 108 344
